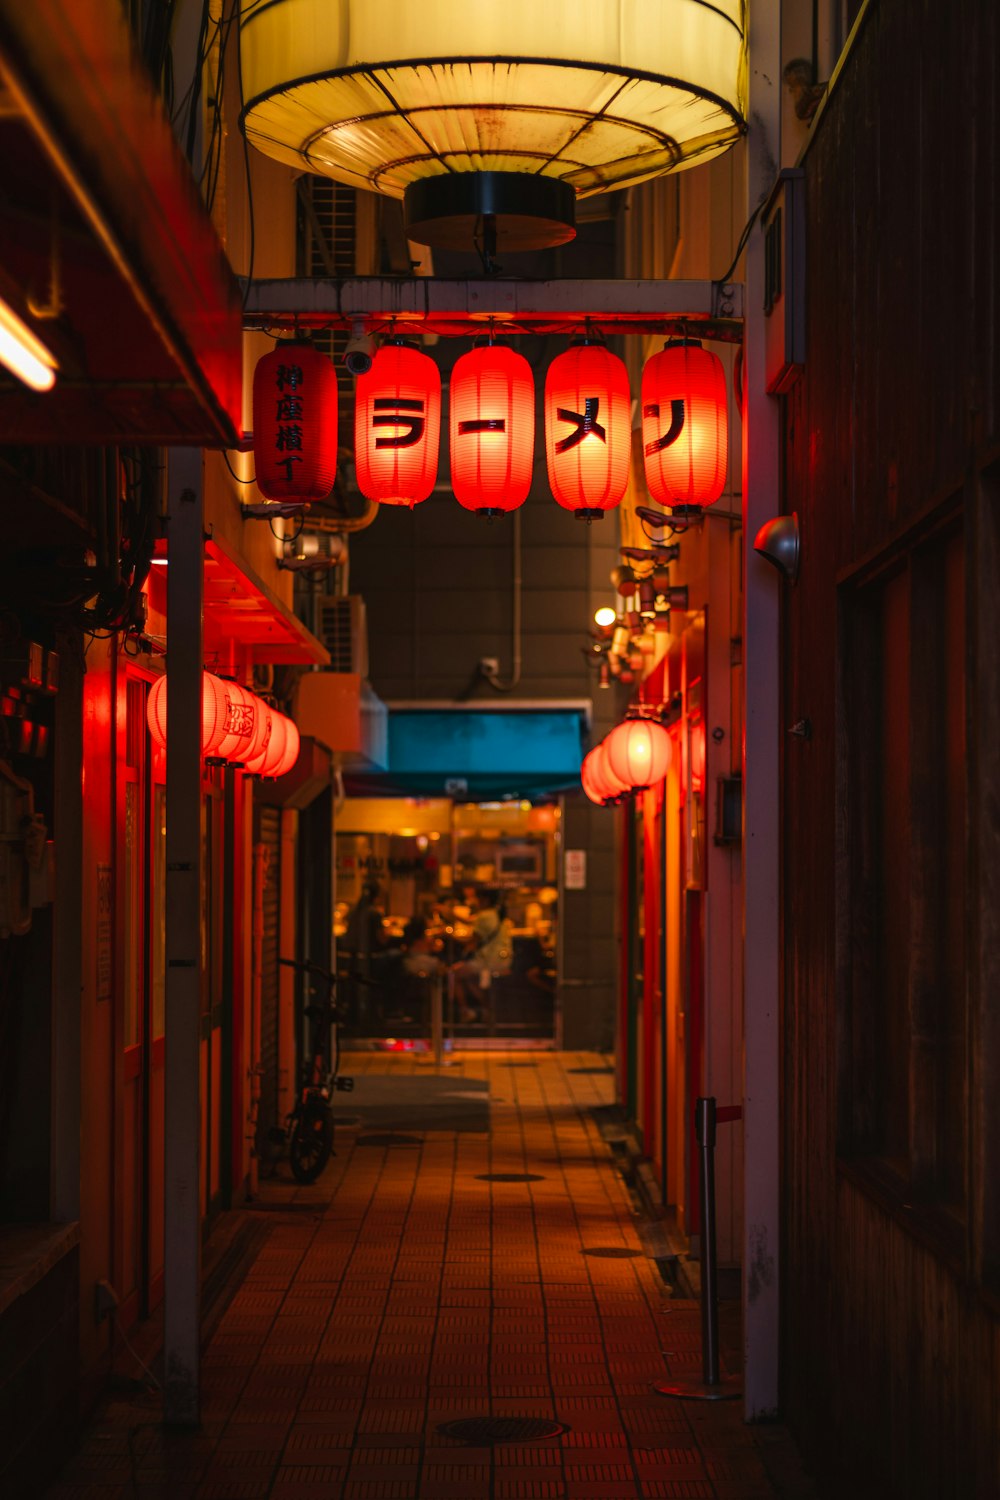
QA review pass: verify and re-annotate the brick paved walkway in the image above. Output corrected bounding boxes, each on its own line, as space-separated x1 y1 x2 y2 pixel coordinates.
43 1051 817 1500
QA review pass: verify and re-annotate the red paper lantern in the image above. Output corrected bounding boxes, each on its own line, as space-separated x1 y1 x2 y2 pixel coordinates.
146 673 256 762
449 343 534 516
272 716 300 778
253 341 339 501
605 717 672 791
242 698 274 775
545 341 630 518
355 340 440 507
259 712 288 777
595 738 631 801
580 748 607 806
641 338 727 510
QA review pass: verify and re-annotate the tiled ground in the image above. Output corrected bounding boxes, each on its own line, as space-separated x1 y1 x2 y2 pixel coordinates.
43 1051 817 1500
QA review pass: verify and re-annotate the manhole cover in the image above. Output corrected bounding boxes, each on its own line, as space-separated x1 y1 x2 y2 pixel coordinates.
438 1417 568 1444
582 1246 643 1258
354 1133 421 1147
475 1172 546 1183
568 1066 615 1075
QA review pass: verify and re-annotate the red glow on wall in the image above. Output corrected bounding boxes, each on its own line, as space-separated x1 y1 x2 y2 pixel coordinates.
545 342 630 517
641 339 727 508
355 341 441 507
605 716 672 791
253 341 339 501
449 344 534 515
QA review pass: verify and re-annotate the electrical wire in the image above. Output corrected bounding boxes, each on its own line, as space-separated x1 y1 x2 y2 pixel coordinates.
714 199 765 288
237 9 256 309
222 450 255 485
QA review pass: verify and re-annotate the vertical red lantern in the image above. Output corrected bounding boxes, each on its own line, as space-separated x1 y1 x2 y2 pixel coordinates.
605 716 672 791
641 338 727 510
449 343 534 516
545 341 630 518
355 339 441 507
253 340 339 501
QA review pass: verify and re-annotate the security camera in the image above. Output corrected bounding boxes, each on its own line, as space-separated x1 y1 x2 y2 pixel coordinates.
343 320 374 375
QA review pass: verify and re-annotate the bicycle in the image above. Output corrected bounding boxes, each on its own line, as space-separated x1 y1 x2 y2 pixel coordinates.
272 957 354 1183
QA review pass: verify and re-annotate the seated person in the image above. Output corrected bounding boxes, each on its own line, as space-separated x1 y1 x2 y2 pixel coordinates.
452 888 513 1022
401 916 442 979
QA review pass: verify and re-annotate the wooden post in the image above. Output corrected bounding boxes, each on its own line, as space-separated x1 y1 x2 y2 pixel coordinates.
163 449 204 1427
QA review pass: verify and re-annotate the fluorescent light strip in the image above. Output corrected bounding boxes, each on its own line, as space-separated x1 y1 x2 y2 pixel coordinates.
0 297 57 391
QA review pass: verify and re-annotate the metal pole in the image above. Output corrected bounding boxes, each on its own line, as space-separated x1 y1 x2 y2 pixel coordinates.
431 973 443 1070
697 1097 720 1386
163 449 204 1427
652 1095 740 1401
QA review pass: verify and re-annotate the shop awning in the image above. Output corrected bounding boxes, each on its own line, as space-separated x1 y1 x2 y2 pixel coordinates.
342 701 589 802
148 535 330 666
0 0 243 444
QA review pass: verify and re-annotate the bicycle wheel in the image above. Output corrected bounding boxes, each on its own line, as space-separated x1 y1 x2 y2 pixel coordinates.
289 1108 333 1184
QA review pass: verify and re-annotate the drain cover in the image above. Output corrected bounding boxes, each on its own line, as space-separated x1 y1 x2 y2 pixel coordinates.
582 1246 642 1258
476 1172 545 1183
568 1066 615 1075
502 1062 537 1069
354 1132 421 1147
438 1416 568 1444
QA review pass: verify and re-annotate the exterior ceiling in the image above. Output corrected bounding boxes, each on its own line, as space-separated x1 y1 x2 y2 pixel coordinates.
148 537 330 666
0 0 243 445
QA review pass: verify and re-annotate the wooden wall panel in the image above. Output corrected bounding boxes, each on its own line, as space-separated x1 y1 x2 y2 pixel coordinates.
781 0 1000 1492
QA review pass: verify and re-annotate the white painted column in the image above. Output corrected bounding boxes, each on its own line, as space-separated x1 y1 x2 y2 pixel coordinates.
164 449 204 1426
741 3 783 1420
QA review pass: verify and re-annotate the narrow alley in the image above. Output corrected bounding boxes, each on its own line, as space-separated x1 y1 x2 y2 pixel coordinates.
41 1052 815 1500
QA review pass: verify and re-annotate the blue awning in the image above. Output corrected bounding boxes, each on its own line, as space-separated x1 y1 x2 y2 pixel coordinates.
342 702 589 802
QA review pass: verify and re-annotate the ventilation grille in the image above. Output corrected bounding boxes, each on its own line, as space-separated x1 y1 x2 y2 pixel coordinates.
297 176 358 414
319 595 368 677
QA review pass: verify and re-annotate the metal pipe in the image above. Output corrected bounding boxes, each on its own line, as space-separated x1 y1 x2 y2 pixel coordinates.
696 1097 720 1386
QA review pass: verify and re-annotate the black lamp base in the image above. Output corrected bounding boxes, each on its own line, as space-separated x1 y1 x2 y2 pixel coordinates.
405 171 576 252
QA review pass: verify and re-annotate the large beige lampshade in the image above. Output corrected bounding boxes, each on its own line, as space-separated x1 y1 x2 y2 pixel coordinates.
240 0 747 249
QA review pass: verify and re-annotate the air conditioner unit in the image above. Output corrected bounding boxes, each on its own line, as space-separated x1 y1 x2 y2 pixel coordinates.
319 595 368 677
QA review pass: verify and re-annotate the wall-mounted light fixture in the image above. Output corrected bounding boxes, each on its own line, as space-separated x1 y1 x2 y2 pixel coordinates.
753 512 800 583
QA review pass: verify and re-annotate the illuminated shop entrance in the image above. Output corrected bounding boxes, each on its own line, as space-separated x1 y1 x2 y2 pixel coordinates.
335 798 560 1046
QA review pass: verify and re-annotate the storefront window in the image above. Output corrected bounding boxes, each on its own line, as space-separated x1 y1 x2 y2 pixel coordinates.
335 798 560 1042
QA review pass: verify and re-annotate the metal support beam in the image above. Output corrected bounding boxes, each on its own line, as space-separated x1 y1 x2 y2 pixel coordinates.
242 277 743 341
164 449 204 1427
741 4 783 1422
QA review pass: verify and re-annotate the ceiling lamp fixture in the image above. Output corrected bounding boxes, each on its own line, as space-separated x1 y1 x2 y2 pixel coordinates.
239 2 747 253
355 338 441 508
253 341 339 502
545 341 630 520
642 338 728 514
0 293 58 391
449 341 534 518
